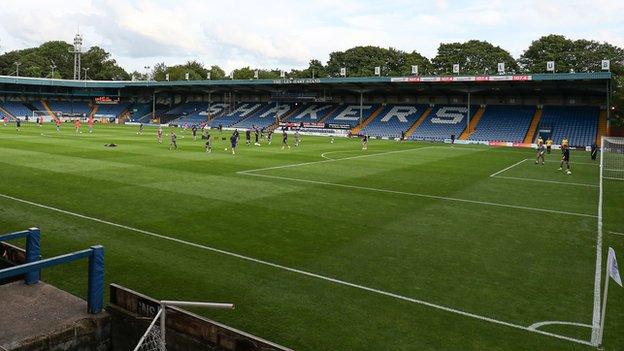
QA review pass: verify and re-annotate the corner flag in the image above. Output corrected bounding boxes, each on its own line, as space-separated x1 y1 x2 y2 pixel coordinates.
608 247 622 287
597 247 623 346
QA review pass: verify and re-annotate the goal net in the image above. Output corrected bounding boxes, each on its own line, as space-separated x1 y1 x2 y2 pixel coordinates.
133 309 165 351
602 137 624 181
31 110 62 122
133 300 234 351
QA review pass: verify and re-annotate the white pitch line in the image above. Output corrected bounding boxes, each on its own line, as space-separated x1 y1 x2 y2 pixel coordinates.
492 175 598 188
240 146 435 174
0 191 593 347
528 320 593 331
241 172 597 219
609 231 624 237
544 160 599 166
489 159 528 178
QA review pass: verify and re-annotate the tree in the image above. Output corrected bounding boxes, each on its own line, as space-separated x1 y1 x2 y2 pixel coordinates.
432 40 518 75
0 41 128 79
326 46 433 77
519 35 578 73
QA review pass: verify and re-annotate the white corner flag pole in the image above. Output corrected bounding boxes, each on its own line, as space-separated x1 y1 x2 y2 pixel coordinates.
597 254 611 346
598 247 623 346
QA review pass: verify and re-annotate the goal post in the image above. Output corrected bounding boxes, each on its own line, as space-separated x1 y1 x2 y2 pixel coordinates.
133 300 234 351
593 136 624 345
602 137 624 181
31 110 62 122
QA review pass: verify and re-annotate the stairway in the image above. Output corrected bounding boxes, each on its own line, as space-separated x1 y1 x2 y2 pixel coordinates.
596 110 608 146
0 106 15 119
88 105 99 119
404 107 432 138
523 108 542 143
318 105 342 124
351 105 384 134
459 106 486 140
42 101 61 124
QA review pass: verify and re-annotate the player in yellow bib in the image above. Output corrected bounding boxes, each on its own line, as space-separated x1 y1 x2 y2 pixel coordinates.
535 137 545 165
546 137 553 154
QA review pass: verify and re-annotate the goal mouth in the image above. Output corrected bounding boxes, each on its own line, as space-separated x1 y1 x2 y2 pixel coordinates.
602 137 624 181
133 300 234 351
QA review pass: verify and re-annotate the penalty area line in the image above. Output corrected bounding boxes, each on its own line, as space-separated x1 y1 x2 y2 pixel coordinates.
240 172 596 219
489 159 528 178
0 191 592 347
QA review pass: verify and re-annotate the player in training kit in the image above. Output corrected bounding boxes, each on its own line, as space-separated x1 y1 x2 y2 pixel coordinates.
245 129 251 146
546 137 553 154
192 125 198 141
281 130 290 150
3 116 8 126
169 131 178 150
38 116 44 127
535 137 545 165
88 117 94 134
558 138 571 174
362 134 369 150
331 135 335 144
138 123 144 135
230 132 238 155
205 132 212 153
74 119 81 133
267 131 273 145
157 127 163 143
294 130 301 147
55 119 61 132
16 118 21 132
254 128 260 146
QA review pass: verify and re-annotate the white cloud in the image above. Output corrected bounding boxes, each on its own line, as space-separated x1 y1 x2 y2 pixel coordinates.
0 0 622 72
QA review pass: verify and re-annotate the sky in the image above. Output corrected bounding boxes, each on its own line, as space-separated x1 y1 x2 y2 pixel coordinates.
0 0 622 73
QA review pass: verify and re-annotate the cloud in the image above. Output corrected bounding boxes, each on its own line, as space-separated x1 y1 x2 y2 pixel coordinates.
0 0 622 72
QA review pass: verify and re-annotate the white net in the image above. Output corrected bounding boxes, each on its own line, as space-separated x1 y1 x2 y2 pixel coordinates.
133 309 166 351
602 137 624 181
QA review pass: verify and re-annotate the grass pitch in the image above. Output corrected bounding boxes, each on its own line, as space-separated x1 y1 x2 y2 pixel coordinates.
0 123 622 350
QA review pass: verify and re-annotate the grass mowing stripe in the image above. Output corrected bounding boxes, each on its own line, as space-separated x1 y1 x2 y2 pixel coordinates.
0 191 594 347
239 146 437 174
240 172 597 219
492 175 599 188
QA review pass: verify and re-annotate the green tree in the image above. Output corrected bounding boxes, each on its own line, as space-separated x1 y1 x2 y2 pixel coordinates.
432 40 518 75
290 59 328 78
326 46 433 77
0 41 128 79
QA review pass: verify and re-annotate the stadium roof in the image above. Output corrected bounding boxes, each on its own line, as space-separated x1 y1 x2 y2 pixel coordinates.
0 72 612 97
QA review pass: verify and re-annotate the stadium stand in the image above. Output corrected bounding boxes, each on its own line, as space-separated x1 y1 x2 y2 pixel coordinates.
94 103 131 118
47 101 91 116
0 102 32 118
360 104 428 138
324 104 381 127
170 102 229 125
286 103 337 123
468 105 536 142
410 105 478 141
209 102 264 127
539 106 599 146
128 103 155 122
232 102 298 129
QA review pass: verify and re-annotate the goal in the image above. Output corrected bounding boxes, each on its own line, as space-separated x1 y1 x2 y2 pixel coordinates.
31 110 62 122
592 136 624 344
133 300 234 351
602 137 624 181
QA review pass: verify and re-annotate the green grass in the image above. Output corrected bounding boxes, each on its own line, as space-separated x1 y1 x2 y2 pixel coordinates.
0 123 623 350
